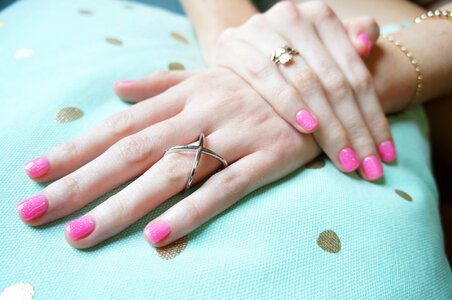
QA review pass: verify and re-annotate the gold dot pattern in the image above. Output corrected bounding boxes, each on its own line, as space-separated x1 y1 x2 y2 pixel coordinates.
156 236 188 260
395 189 413 201
55 107 84 123
106 37 123 46
317 230 341 253
168 62 185 71
15 49 34 59
170 32 189 44
305 157 326 169
78 9 93 15
0 282 34 300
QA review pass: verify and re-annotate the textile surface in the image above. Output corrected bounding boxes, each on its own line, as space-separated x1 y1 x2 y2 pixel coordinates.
0 0 451 299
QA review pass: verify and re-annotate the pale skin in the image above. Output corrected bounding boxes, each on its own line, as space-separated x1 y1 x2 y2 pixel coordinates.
18 1 452 249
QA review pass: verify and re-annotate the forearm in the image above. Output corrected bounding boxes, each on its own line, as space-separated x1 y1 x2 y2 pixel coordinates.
180 0 258 63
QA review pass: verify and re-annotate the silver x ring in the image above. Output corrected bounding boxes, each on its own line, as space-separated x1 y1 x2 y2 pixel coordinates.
164 133 228 190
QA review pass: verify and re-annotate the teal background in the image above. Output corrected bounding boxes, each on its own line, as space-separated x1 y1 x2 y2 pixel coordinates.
0 0 451 299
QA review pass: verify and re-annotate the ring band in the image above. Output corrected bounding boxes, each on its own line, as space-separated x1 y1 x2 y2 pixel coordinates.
271 45 299 65
164 133 228 190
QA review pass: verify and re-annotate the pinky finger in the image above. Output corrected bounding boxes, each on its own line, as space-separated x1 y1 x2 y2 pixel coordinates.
114 70 194 103
143 151 278 247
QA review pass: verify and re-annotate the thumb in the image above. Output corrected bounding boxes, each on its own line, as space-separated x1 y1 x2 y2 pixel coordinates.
343 16 380 59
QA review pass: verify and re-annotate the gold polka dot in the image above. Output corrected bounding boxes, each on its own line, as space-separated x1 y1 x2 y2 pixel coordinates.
78 9 93 15
317 230 341 253
55 107 84 123
168 62 185 71
106 37 123 46
15 48 34 59
170 32 189 44
395 189 412 201
156 236 188 260
305 157 325 169
0 21 5 28
0 282 34 300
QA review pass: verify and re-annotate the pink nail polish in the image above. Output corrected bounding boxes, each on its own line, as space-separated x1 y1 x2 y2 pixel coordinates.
65 216 96 240
358 33 372 58
24 156 49 178
378 140 397 163
144 220 171 244
338 147 360 172
118 80 136 85
17 195 49 222
296 109 318 132
362 154 383 181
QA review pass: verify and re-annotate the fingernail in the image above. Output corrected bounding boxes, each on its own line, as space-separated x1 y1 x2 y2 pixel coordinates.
296 109 318 132
24 156 49 178
17 195 49 222
338 147 360 172
65 216 96 240
118 80 136 85
362 154 383 181
144 220 171 244
358 33 372 58
378 140 397 163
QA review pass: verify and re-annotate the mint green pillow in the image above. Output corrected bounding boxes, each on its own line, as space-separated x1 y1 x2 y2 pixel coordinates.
1 0 451 299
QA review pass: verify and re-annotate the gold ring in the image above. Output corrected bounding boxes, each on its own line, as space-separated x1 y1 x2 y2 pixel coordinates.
271 45 299 65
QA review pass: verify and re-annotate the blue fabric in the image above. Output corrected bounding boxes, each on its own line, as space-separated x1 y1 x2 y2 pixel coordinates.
0 0 451 299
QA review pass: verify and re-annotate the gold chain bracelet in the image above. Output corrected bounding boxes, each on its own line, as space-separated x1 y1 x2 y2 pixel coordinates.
415 9 452 24
382 10 451 110
382 35 423 111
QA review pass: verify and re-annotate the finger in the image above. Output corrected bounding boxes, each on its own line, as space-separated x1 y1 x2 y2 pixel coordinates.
215 16 319 134
343 16 380 59
303 2 395 171
262 2 363 174
25 88 185 182
62 127 254 248
18 114 199 225
114 70 194 103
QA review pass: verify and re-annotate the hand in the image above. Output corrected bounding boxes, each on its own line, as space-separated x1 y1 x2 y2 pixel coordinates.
19 68 321 248
213 1 394 181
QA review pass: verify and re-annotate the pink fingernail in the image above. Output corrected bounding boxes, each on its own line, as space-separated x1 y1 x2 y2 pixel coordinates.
24 156 49 178
338 147 360 172
17 195 49 222
144 220 171 244
118 80 136 85
362 154 383 181
296 109 318 132
358 33 372 58
65 216 96 240
378 140 397 163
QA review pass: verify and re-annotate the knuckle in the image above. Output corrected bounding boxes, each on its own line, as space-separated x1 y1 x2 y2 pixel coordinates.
271 128 302 157
106 195 130 220
59 175 81 203
104 110 135 139
324 122 348 146
55 140 79 161
309 1 335 19
350 69 373 93
323 70 350 99
217 170 245 195
182 200 204 225
114 135 150 164
160 154 191 187
368 116 390 133
293 68 319 95
269 1 300 22
275 87 299 111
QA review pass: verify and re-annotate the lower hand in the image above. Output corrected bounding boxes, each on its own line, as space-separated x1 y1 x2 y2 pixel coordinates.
19 68 320 248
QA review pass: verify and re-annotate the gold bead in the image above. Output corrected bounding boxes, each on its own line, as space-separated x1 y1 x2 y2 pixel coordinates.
400 46 407 51
442 10 448 16
416 67 422 72
394 41 401 46
421 13 427 19
415 17 422 23
417 75 423 80
417 83 423 88
427 11 434 17
411 59 417 64
435 10 441 16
